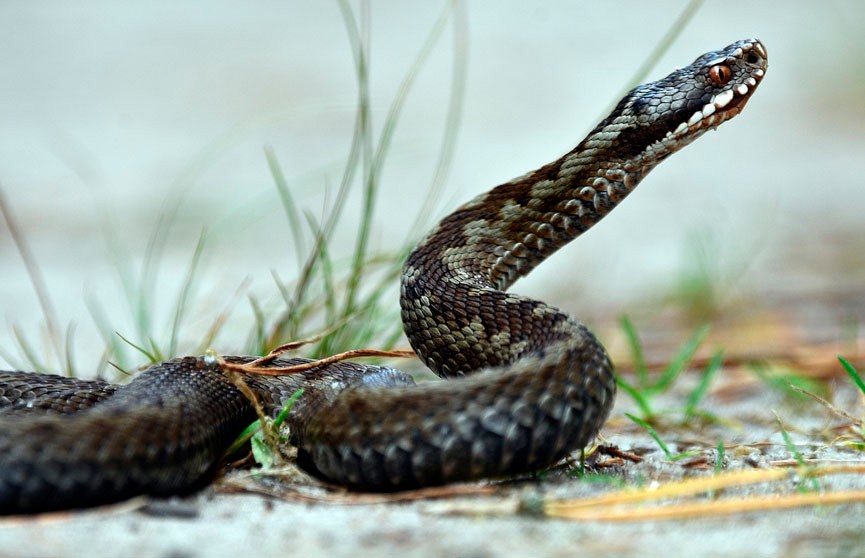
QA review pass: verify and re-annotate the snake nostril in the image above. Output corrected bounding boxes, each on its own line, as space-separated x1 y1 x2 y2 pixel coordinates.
745 52 759 65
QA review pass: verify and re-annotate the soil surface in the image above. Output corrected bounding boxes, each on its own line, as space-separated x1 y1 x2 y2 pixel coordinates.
2 3 864 557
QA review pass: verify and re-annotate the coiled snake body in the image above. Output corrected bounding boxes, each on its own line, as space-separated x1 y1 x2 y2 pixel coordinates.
0 39 767 514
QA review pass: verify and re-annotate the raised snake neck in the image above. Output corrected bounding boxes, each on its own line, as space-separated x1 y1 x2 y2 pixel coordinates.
0 39 766 514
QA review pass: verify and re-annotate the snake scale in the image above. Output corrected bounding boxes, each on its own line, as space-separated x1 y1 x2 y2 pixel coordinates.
0 39 766 514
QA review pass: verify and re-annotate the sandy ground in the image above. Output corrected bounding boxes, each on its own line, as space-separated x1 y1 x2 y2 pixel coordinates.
2 348 865 558
0 491 861 558
2 3 865 557
0 495 846 558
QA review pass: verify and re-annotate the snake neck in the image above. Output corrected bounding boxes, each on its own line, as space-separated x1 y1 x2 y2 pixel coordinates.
404 143 647 295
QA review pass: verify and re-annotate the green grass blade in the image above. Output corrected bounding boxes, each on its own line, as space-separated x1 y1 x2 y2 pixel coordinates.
750 363 826 400
247 295 267 356
225 388 304 458
773 411 820 493
11 325 47 372
408 0 467 241
226 419 263 457
614 0 705 98
135 211 169 338
617 378 654 420
0 185 63 370
839 355 865 395
715 440 725 474
114 331 158 363
168 229 207 356
336 0 374 319
85 292 131 372
650 323 710 393
0 344 24 371
266 175 352 349
626 412 672 459
195 278 249 355
685 348 724 417
273 389 304 429
340 0 454 318
99 211 140 342
627 413 699 461
63 322 77 378
147 338 164 363
619 315 648 387
264 146 306 269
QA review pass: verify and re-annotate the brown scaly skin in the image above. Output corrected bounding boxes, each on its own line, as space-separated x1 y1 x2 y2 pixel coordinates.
0 39 766 514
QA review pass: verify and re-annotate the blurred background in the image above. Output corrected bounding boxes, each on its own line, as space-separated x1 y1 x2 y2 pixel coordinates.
1 1 863 372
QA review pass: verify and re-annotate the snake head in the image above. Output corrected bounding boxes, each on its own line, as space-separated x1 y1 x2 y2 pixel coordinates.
594 38 768 165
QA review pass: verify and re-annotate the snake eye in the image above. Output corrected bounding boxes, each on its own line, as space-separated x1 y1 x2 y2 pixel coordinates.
708 64 732 85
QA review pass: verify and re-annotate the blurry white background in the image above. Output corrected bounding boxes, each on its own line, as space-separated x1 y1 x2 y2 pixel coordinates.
1 1 863 370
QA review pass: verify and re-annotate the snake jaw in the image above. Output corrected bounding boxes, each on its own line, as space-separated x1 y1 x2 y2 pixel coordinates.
622 38 767 164
670 81 752 138
674 48 767 136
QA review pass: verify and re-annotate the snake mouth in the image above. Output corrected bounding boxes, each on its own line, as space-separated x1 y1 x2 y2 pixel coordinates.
668 64 765 141
669 76 763 140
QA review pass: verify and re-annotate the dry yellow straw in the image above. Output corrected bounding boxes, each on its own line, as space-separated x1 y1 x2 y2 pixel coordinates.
544 465 865 522
546 490 865 522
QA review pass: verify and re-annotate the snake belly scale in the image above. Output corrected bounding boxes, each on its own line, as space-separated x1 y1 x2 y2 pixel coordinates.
0 39 767 514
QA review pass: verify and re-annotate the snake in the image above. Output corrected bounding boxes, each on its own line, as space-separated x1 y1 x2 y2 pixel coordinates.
0 39 766 514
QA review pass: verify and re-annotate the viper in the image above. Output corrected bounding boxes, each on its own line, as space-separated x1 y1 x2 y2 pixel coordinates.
0 39 767 514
